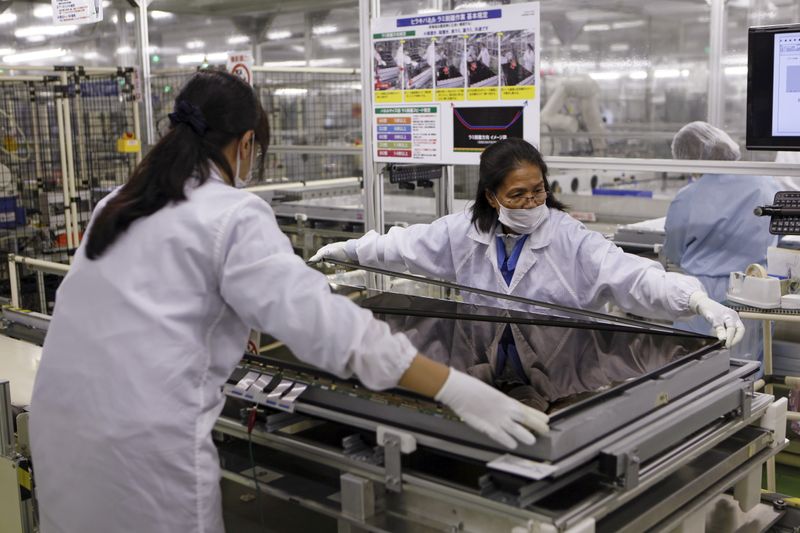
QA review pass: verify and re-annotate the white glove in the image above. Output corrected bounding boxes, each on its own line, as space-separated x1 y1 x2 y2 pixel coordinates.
435 368 549 449
309 241 352 263
689 291 745 349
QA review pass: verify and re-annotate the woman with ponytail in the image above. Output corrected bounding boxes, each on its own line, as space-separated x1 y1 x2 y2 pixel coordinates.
28 71 548 533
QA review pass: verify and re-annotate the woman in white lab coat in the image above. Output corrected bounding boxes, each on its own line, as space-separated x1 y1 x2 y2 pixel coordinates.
28 71 547 533
523 43 535 74
312 138 745 347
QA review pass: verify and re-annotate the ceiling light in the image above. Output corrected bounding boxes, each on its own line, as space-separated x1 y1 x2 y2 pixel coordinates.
654 68 681 78
84 51 100 59
290 45 305 53
102 1 111 7
33 5 53 18
15 25 78 38
61 55 75 62
262 60 306 67
610 43 630 52
310 57 344 67
612 20 645 30
267 30 291 40
125 12 135 23
584 23 611 32
186 40 204 50
149 10 173 19
0 12 17 24
275 88 308 96
116 46 133 55
176 52 227 65
312 25 337 35
680 69 690 77
570 44 590 52
320 36 358 49
628 70 648 80
26 35 47 43
588 71 621 81
111 14 118 24
227 35 250 45
2 48 67 64
724 66 748 76
0 48 15 56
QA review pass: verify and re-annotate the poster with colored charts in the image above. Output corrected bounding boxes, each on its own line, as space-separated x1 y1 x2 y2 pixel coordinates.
374 106 441 163
370 2 539 164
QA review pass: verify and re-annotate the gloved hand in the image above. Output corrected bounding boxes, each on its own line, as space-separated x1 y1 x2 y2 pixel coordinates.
689 291 745 348
309 241 352 263
435 368 549 449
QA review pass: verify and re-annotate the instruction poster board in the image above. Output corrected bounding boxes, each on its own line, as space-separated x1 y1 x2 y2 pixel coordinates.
51 0 103 25
371 2 539 164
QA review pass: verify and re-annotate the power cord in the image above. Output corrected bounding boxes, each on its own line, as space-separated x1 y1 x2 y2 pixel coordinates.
245 405 267 529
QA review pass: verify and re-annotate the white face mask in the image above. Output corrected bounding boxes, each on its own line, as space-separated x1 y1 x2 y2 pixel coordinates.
233 135 255 189
495 199 550 235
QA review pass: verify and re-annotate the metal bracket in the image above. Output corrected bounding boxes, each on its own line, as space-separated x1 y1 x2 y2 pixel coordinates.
377 427 416 493
621 452 640 490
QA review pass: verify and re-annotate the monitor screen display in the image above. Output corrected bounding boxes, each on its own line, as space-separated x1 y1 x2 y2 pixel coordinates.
747 23 800 150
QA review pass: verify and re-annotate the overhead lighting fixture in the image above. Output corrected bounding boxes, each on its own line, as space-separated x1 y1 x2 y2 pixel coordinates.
15 25 78 38
312 25 337 35
628 70 648 80
275 88 308 96
570 44 590 52
610 43 630 52
102 1 111 7
227 35 250 45
186 40 204 50
290 45 305 53
111 14 118 24
310 57 344 67
61 55 75 62
116 46 133 55
26 35 47 43
0 48 16 56
33 5 53 18
612 20 645 30
584 23 611 32
176 52 227 65
680 69 690 77
320 36 358 50
455 2 488 9
149 10 173 19
0 12 17 24
2 48 67 64
84 51 100 59
262 60 306 67
724 66 748 76
267 30 291 40
125 12 135 23
654 68 681 78
588 71 621 81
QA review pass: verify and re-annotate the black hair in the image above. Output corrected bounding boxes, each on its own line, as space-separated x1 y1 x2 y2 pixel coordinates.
86 70 270 260
471 137 566 233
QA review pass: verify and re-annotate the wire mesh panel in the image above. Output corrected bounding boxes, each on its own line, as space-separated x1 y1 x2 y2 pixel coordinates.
0 76 70 307
69 68 139 230
151 67 363 184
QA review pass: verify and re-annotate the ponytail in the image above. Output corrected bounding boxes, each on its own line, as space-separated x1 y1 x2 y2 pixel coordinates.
85 70 269 260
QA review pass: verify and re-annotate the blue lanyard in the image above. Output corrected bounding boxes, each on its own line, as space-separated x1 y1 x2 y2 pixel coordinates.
495 234 529 286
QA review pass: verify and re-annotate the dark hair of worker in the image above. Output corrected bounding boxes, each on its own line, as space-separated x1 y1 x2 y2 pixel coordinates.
85 69 271 260
471 137 566 233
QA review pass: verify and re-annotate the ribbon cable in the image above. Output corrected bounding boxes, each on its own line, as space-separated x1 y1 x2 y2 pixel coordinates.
318 258 687 335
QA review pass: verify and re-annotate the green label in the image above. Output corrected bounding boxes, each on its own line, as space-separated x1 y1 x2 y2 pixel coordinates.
373 30 415 39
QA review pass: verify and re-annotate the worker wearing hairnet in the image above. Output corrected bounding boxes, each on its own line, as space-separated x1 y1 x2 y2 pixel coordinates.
28 72 547 533
312 138 745 348
665 121 780 363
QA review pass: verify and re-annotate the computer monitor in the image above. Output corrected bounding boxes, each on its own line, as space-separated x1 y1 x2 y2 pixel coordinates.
746 23 800 151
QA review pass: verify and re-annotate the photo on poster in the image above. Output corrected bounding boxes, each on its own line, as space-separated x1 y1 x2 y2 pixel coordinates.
500 31 536 86
373 41 402 92
465 34 499 87
452 105 524 152
436 35 467 89
400 38 435 90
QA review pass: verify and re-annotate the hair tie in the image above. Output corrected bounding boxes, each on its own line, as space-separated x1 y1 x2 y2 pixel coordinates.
168 100 208 136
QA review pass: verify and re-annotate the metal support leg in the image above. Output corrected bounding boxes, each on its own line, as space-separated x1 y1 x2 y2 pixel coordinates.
36 271 46 314
763 318 776 492
338 473 376 533
0 381 13 457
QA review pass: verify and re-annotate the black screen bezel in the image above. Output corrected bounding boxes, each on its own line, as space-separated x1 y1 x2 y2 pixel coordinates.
746 23 800 151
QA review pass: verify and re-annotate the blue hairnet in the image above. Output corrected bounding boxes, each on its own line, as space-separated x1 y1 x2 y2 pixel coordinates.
671 121 741 161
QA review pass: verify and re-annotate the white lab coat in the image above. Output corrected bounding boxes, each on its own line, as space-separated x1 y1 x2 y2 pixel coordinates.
425 41 437 68
478 47 491 67
29 168 416 533
523 49 535 73
346 209 703 321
